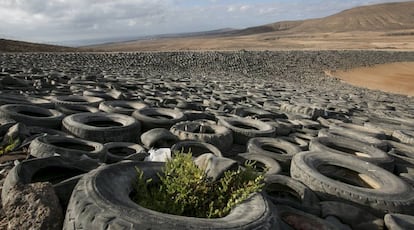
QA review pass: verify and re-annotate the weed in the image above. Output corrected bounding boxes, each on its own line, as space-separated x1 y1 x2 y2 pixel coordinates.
132 152 264 218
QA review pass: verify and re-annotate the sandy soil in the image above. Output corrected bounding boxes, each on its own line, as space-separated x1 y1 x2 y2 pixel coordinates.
327 62 414 96
87 30 414 51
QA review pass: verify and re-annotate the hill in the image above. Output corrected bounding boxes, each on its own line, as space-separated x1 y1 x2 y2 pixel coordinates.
0 39 77 52
86 1 414 51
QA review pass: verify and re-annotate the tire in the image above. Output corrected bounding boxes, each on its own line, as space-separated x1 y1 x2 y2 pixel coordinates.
51 95 104 107
235 153 282 176
247 137 301 171
29 135 107 162
309 136 394 171
171 141 222 158
1 156 99 209
384 213 414 230
170 120 233 152
104 142 146 163
279 136 309 151
0 104 64 129
132 107 186 131
276 205 337 230
218 116 276 144
290 151 414 215
56 104 100 115
318 128 388 151
140 128 179 149
329 123 387 140
63 161 277 229
62 112 141 143
320 201 384 230
0 94 54 108
99 101 148 115
393 130 414 145
386 140 414 174
264 174 320 216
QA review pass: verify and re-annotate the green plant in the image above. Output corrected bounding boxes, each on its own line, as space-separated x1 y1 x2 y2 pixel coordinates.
0 137 20 155
132 152 264 218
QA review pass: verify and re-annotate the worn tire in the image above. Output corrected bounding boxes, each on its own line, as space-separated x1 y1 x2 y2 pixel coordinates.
51 95 104 107
235 153 282 176
29 135 106 162
140 128 179 149
393 130 414 145
218 116 276 144
264 174 320 216
310 136 394 171
99 100 148 115
1 156 99 209
170 120 233 152
171 141 222 158
63 161 277 229
247 137 301 171
384 213 414 230
291 151 414 215
104 142 146 163
0 104 64 129
62 112 141 143
132 107 186 131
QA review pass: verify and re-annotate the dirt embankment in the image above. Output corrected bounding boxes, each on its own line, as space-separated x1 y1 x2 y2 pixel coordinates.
327 62 414 96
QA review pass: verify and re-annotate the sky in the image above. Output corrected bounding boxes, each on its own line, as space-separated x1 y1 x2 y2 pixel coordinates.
0 0 407 45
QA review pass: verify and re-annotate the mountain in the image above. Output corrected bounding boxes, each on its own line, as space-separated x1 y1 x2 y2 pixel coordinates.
0 39 78 52
86 1 414 51
291 1 414 33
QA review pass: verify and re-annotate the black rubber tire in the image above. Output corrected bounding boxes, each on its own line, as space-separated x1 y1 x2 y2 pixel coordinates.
264 174 320 216
56 104 100 115
247 137 301 171
320 201 384 230
51 95 104 107
235 153 282 176
62 112 141 143
140 128 179 149
171 140 223 158
63 161 277 229
29 135 107 162
52 95 104 107
0 94 54 108
104 142 146 163
276 205 337 230
218 116 276 144
309 136 394 171
99 100 148 115
329 123 387 140
393 130 414 145
279 136 309 151
132 107 186 131
1 156 99 209
0 104 64 129
290 151 414 215
170 120 233 152
384 213 414 230
318 128 388 151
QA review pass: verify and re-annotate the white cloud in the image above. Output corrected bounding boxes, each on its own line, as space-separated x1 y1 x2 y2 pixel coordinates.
0 0 406 45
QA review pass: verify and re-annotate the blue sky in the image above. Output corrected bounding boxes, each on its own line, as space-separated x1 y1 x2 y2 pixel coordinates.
0 0 407 45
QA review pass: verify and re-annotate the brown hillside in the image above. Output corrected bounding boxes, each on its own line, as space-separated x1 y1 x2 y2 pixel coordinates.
292 1 414 33
0 39 77 52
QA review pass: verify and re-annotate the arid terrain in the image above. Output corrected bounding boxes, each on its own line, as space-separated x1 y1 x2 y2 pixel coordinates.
328 62 414 96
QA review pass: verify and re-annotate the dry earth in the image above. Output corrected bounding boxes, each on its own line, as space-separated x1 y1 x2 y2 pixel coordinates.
327 62 414 96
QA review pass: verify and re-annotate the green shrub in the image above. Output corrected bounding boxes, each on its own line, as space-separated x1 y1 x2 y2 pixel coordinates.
132 152 264 218
0 137 20 155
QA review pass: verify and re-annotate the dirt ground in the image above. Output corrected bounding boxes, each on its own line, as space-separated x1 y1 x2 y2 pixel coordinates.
87 31 414 52
326 62 414 96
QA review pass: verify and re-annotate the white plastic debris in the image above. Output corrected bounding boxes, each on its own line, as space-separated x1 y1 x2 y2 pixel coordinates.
144 148 172 162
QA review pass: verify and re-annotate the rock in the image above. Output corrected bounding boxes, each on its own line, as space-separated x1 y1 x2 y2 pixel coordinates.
3 182 63 230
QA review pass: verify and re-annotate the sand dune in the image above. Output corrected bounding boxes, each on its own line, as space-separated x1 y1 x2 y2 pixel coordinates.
328 62 414 96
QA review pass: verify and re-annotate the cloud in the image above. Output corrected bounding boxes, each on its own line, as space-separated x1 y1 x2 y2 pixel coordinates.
0 0 406 45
